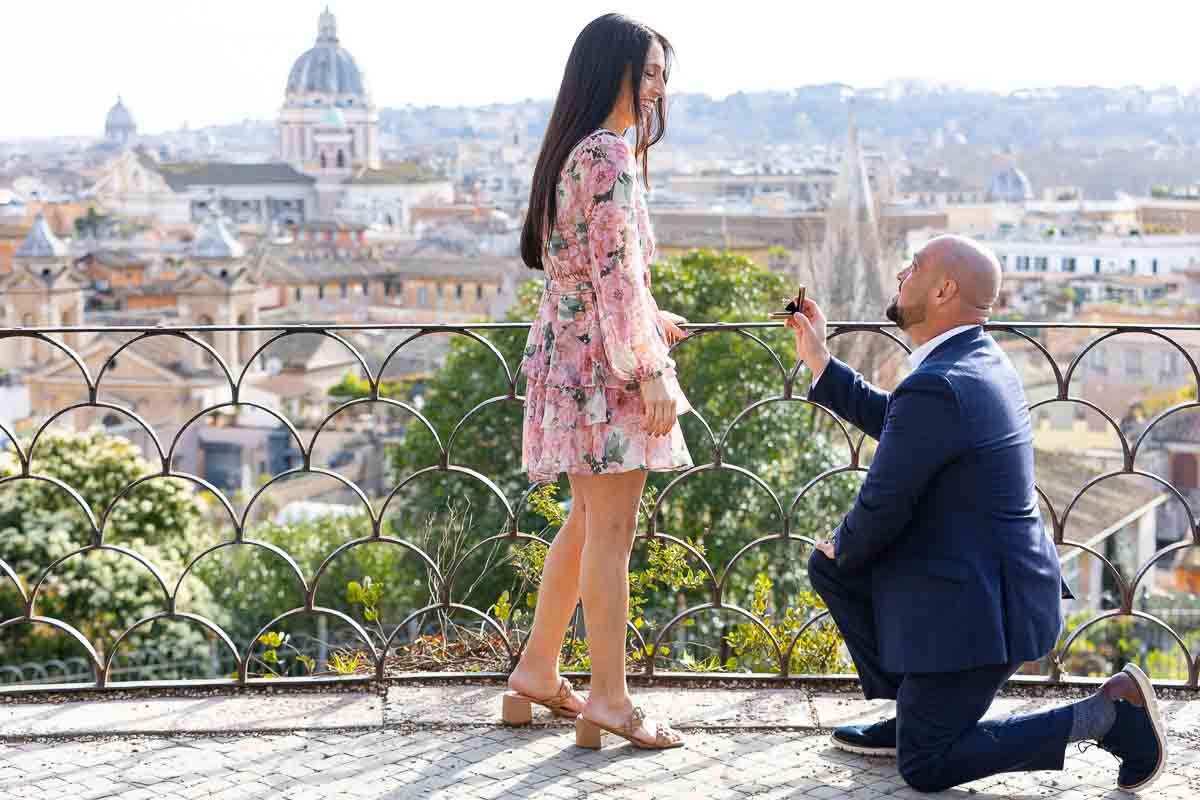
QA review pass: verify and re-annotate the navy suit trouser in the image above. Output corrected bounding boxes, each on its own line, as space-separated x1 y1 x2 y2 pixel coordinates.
809 550 1075 793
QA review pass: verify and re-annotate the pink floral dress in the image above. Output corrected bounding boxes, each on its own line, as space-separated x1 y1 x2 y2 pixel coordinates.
521 129 693 482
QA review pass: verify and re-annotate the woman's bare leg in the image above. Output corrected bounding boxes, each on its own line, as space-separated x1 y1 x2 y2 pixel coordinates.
507 481 586 711
575 470 682 745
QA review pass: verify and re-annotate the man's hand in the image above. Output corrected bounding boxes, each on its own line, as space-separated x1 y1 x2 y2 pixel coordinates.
784 297 831 379
814 540 836 559
659 310 690 346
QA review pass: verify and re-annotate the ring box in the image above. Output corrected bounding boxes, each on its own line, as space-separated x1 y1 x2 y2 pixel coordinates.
769 284 806 320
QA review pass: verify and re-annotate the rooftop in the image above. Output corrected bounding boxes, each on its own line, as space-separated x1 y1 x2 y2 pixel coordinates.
153 162 316 190
344 163 444 185
259 251 519 283
13 213 67 259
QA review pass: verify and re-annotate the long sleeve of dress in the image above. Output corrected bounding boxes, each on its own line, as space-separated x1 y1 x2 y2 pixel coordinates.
582 137 674 385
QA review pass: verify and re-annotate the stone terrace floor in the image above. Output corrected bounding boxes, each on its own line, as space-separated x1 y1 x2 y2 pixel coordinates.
1 685 1199 799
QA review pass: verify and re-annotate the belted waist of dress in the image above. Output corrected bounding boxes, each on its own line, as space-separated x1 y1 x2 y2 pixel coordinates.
544 278 596 295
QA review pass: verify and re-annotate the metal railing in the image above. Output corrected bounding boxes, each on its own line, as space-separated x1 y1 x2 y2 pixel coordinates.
1 319 1199 694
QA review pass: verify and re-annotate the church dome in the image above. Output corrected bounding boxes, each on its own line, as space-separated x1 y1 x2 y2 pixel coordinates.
986 165 1033 202
105 96 136 138
285 8 366 100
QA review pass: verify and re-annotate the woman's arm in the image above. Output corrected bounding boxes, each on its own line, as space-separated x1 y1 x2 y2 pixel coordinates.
582 137 674 385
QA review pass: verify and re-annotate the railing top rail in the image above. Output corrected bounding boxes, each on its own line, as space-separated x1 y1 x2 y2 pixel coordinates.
3 321 1199 334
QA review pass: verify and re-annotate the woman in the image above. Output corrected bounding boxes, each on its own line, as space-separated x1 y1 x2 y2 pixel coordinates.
501 13 691 750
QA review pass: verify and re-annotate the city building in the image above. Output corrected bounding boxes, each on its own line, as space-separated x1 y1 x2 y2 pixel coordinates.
279 7 379 171
104 97 137 147
88 8 452 230
1138 198 1200 234
663 169 838 210
895 166 984 206
988 233 1200 277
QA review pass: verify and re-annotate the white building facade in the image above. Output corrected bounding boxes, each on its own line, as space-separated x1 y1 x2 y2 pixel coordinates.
989 235 1200 277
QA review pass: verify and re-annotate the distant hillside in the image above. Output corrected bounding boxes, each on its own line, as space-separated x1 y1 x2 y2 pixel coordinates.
377 83 1200 151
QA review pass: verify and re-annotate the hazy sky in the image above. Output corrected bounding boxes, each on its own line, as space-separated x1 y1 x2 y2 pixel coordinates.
8 1 1200 139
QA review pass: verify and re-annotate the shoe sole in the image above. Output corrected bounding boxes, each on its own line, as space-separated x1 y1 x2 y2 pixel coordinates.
829 734 896 758
1120 663 1167 792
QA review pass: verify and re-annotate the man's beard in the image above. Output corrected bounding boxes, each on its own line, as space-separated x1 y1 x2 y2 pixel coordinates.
886 294 925 330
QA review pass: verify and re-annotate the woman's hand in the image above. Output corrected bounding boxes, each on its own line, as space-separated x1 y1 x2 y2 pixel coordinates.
639 375 677 437
658 310 690 346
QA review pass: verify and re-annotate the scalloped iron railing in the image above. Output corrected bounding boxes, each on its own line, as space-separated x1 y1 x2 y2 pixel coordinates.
1 319 1199 694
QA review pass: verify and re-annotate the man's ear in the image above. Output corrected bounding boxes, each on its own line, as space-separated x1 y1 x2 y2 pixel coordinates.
937 279 959 305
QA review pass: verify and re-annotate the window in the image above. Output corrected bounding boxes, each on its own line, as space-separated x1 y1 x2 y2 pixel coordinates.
340 282 348 298
1160 351 1179 381
1129 258 1137 274
417 286 428 306
362 279 369 294
1126 349 1143 377
476 285 483 300
1034 256 1048 271
456 284 463 299
1152 258 1159 275
1062 257 1077 273
1094 257 1102 274
1172 453 1199 490
294 286 302 301
1015 256 1031 272
998 254 1008 268
318 285 325 299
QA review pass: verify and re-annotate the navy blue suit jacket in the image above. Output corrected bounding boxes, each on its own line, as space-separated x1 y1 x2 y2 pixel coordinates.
809 326 1067 674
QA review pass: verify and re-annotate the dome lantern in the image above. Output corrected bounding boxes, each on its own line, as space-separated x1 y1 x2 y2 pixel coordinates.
317 6 338 43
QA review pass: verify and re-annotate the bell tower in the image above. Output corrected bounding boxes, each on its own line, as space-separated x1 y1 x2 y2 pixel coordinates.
0 214 90 367
176 213 261 375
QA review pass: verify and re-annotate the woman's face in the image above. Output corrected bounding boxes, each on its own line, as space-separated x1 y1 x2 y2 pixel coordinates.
613 38 667 131
638 38 667 121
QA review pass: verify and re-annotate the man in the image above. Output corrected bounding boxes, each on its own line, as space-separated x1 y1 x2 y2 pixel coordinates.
788 235 1166 793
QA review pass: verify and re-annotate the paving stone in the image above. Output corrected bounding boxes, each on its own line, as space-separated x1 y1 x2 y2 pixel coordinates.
1 694 1199 798
0 693 383 736
386 685 821 728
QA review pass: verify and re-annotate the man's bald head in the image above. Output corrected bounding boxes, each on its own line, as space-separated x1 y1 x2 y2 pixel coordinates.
917 235 1002 323
887 234 1003 344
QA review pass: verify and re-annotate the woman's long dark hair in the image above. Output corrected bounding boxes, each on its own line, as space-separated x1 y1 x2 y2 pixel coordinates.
520 13 673 270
